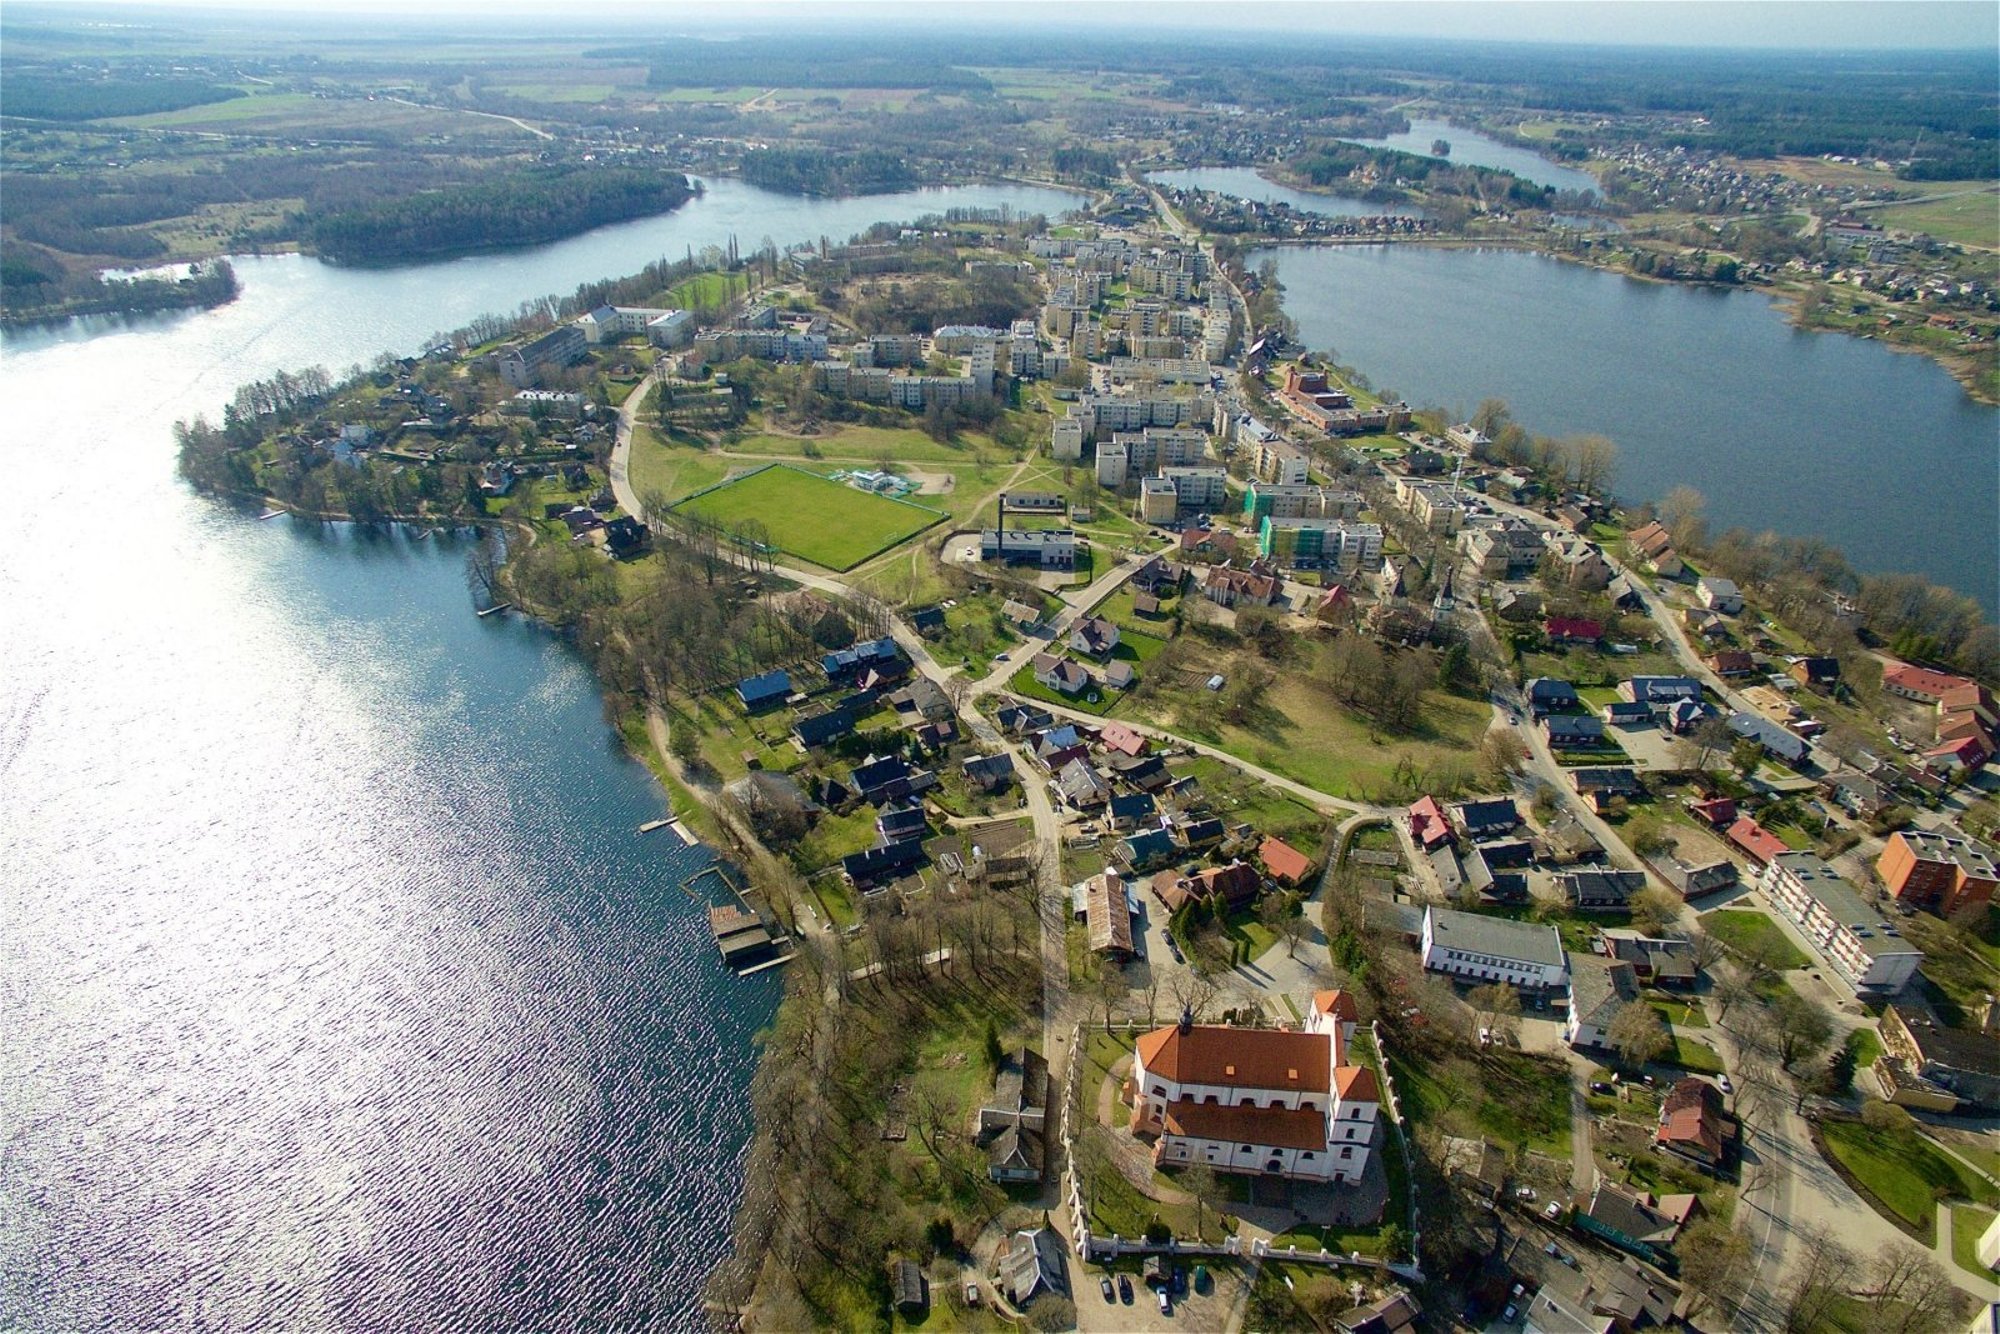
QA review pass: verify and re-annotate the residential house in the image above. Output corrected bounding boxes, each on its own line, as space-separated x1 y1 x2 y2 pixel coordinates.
1454 798 1521 840
1725 816 1790 865
1001 599 1043 631
735 669 793 712
1109 753 1171 791
1084 871 1136 958
1126 1010 1379 1182
1096 721 1149 758
1332 1289 1422 1334
1259 837 1316 888
1118 827 1180 873
1728 711 1810 766
1545 713 1608 749
822 636 902 683
1707 649 1757 677
996 703 1051 735
1873 1004 2000 1113
792 705 857 749
1788 656 1842 689
890 1260 928 1317
1545 536 1612 591
1687 796 1738 828
1760 851 1923 996
1420 906 1569 991
850 754 920 805
1599 929 1701 988
909 605 946 636
1881 662 1973 706
888 677 953 724
1656 1078 1730 1168
1877 830 2000 917
962 752 1016 792
1603 700 1654 727
1409 796 1453 850
876 802 929 842
1108 792 1157 830
980 1049 1049 1183
1069 616 1121 658
996 1227 1066 1306
1031 653 1092 697
1056 758 1112 810
1651 855 1738 900
1574 1181 1693 1264
1821 771 1886 819
1558 868 1648 911
1622 676 1704 709
1526 678 1581 717
1565 957 1640 1049
1696 576 1744 614
1104 660 1137 690
1178 816 1228 851
1544 616 1604 646
1152 862 1260 914
1569 768 1641 798
842 838 927 887
1203 562 1283 608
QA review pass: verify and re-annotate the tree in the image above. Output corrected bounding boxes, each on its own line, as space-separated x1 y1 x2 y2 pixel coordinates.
983 1019 1004 1073
1567 434 1618 496
1607 1001 1671 1068
1767 992 1834 1073
1821 1034 1859 1097
1467 982 1522 1040
1478 730 1528 786
1861 1097 1914 1133
1782 1224 1854 1334
1470 397 1512 439
1657 484 1709 550
1674 714 1737 771
1677 1218 1752 1322
1629 887 1682 936
1180 1162 1224 1243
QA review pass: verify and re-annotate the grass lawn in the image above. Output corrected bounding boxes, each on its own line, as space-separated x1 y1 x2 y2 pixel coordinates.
1173 756 1330 855
1819 1119 2000 1238
1951 1205 1998 1280
672 464 944 570
1222 906 1282 960
1148 660 1492 803
1703 909 1810 970
1848 1027 1883 1068
1648 996 1709 1028
1007 660 1120 715
628 424 733 504
664 269 753 308
1666 1035 1724 1075
1870 188 2000 250
1389 1046 1571 1157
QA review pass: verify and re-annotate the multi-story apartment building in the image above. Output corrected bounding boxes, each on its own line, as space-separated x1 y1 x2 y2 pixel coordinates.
1256 518 1383 573
1250 436 1313 485
1242 483 1363 523
1094 427 1211 488
1759 852 1923 996
497 323 588 388
1877 830 2000 918
578 304 680 344
980 528 1077 570
1159 466 1229 515
1126 993 1378 1184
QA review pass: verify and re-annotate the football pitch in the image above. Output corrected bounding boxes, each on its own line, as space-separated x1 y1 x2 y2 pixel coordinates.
670 465 945 571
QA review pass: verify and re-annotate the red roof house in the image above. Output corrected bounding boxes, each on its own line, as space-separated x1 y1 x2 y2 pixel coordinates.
1725 816 1789 865
1259 837 1316 887
1687 796 1738 828
1409 796 1452 850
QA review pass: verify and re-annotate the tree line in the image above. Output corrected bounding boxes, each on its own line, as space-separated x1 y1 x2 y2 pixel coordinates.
734 148 918 198
306 166 697 265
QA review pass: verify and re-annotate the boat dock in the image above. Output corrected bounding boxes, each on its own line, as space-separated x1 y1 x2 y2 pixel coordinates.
474 603 511 618
638 818 673 834
691 863 792 975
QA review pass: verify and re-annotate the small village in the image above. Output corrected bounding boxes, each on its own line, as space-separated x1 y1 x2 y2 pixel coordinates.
214 176 2000 1334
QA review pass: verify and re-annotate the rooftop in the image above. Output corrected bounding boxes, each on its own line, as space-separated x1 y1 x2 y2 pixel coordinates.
1425 906 1567 969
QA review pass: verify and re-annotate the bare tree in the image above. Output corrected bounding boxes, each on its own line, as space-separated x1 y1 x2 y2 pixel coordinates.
1781 1223 1854 1334
1677 1218 1751 1323
1180 1161 1224 1243
1168 971 1219 1025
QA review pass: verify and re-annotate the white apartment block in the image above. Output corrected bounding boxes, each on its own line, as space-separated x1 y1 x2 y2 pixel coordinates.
1758 852 1923 996
1421 906 1570 991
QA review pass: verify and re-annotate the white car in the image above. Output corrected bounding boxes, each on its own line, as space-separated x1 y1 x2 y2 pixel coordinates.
1717 1074 1734 1095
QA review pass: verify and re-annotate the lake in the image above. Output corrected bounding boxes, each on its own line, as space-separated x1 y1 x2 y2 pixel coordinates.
1253 243 1998 612
1146 167 1424 217
0 177 1081 1331
1342 117 1601 197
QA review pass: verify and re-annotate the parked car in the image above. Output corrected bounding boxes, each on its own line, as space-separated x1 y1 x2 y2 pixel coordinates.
1717 1074 1734 1095
1100 1277 1115 1303
1119 1275 1133 1305
1543 1200 1563 1220
1159 1289 1172 1315
1590 1081 1614 1095
1514 1186 1536 1200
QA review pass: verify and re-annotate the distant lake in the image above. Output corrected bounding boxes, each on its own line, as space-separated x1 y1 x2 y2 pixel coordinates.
1147 167 1425 218
1341 118 1601 197
1255 243 1998 612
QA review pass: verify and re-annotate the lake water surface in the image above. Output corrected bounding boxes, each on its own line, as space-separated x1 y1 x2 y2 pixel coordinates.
1342 117 1601 197
1255 243 1998 612
0 177 1081 1331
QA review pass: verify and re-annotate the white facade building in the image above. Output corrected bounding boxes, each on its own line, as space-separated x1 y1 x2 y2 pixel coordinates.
1421 906 1570 991
1127 992 1378 1183
1759 852 1923 995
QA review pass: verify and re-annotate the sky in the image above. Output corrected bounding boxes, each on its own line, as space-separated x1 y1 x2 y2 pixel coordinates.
18 0 2000 49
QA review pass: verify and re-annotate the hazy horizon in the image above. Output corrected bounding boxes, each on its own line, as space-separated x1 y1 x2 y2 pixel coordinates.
7 0 1997 51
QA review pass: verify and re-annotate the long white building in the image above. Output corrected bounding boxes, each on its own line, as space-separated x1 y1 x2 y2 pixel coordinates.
1127 992 1378 1183
1420 906 1569 991
1759 852 1923 996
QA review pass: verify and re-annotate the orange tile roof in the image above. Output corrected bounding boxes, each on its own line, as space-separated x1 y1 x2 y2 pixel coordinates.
1135 1024 1331 1093
1334 1065 1379 1102
1311 989 1359 1022
1159 1099 1327 1152
1259 837 1314 885
1884 664 1972 700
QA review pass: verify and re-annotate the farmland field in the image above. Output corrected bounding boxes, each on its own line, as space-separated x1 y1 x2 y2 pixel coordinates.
670 464 943 570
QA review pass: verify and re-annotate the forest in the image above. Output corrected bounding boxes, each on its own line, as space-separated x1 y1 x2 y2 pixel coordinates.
1 256 237 327
1 75 245 121
1290 141 1558 209
735 148 919 198
306 166 697 264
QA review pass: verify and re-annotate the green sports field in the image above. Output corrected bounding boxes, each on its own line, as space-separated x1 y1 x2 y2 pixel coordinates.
671 465 943 570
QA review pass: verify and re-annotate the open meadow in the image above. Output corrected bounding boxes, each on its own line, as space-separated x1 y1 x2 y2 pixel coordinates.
670 464 944 570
